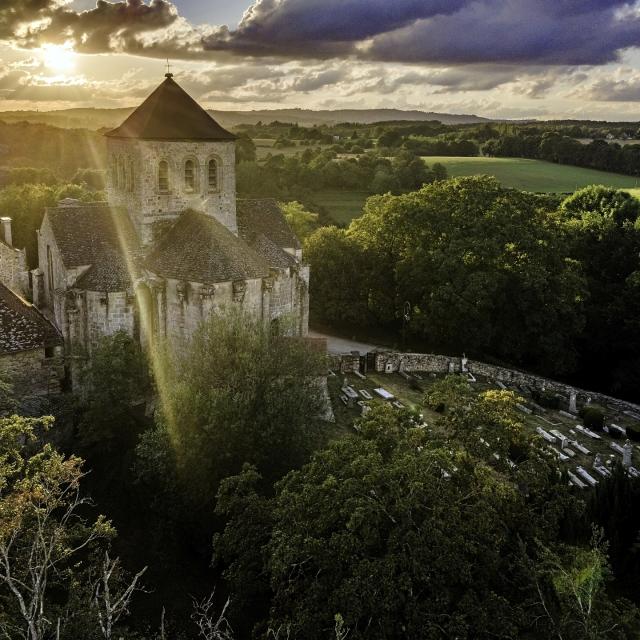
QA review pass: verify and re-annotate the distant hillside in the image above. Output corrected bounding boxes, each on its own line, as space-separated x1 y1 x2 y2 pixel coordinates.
0 107 491 131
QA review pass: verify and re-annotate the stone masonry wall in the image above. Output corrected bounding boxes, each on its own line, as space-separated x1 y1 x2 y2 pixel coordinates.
0 349 63 396
0 239 28 295
372 352 640 414
160 277 264 344
106 138 237 245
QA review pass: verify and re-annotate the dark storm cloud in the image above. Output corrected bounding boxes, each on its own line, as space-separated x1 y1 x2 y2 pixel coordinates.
367 1 640 65
201 0 466 56
204 0 640 66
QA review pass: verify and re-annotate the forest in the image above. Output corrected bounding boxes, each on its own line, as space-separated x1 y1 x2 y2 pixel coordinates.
3 312 640 639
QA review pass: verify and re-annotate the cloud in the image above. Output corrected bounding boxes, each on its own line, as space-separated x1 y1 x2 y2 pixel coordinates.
203 0 640 67
574 67 640 102
3 0 640 70
3 0 181 55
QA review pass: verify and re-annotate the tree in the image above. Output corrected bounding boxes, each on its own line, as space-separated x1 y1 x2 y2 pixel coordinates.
347 177 586 373
0 183 97 267
235 134 257 164
304 226 373 326
77 331 150 452
137 309 327 516
560 186 640 399
279 201 319 241
530 529 640 639
92 552 147 640
215 402 592 639
0 415 115 640
423 374 471 412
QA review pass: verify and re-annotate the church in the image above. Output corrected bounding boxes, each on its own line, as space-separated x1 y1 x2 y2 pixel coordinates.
32 73 309 385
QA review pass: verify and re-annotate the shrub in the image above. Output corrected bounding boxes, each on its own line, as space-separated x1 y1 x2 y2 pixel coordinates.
580 405 606 431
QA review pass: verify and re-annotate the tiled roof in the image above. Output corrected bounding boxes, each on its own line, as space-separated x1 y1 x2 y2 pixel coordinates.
237 199 301 252
249 232 298 269
105 75 235 142
46 202 139 292
0 283 61 355
145 210 270 284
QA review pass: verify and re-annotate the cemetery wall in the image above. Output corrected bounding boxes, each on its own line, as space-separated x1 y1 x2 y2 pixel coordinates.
365 352 640 414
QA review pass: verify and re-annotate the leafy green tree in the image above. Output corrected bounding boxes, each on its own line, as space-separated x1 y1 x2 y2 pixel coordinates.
304 226 373 326
0 183 98 267
280 201 319 241
137 309 327 513
235 134 257 163
77 331 150 452
530 530 640 640
423 374 471 412
346 177 586 373
215 401 590 639
0 415 115 640
560 186 640 399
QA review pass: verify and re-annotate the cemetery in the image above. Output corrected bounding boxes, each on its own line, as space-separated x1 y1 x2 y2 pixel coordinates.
327 361 640 490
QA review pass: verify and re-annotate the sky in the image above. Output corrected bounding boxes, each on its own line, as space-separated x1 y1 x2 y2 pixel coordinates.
1 0 640 120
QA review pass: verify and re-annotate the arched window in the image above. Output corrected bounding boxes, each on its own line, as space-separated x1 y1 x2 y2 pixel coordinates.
128 160 135 192
158 160 169 193
46 245 54 296
110 156 117 189
184 159 195 191
208 159 219 192
119 157 127 191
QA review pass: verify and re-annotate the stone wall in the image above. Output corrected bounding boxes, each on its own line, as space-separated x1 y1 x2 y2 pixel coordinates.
0 238 28 295
333 350 640 414
0 349 63 396
106 138 237 245
37 215 68 313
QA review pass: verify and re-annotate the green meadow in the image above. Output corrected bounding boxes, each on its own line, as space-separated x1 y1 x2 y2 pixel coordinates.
422 156 640 193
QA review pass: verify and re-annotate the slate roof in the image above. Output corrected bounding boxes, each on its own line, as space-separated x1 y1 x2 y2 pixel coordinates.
46 202 139 292
0 283 61 355
105 75 236 142
145 210 270 284
237 199 301 251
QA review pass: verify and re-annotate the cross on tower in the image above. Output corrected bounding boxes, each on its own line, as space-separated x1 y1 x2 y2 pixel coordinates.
165 59 173 78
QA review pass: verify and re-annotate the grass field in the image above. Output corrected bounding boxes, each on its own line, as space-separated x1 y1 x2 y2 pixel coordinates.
422 156 640 193
310 189 370 225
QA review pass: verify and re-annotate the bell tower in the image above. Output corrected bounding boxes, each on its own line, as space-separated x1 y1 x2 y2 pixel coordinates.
105 73 237 246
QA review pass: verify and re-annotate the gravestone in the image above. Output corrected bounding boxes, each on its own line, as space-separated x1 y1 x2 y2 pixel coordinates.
623 440 633 468
569 391 577 414
461 353 468 373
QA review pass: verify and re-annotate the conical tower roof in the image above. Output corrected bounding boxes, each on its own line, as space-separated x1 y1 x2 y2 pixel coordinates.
105 74 235 142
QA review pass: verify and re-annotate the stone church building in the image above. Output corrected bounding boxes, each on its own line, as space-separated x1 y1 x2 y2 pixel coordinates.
33 73 309 382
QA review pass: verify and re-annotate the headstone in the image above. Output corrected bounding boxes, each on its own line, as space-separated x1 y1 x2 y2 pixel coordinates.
448 361 456 374
461 353 468 373
623 440 633 468
569 391 577 414
593 453 603 469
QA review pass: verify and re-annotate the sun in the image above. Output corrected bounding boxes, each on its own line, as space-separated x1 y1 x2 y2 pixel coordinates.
41 44 76 74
